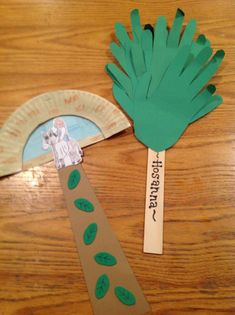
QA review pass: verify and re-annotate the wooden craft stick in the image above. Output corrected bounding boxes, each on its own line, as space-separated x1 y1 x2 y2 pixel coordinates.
144 149 165 254
59 164 150 315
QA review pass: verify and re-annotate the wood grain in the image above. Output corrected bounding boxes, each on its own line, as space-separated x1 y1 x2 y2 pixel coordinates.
0 0 235 314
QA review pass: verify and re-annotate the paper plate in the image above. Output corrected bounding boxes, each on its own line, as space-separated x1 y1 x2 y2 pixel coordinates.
0 90 130 177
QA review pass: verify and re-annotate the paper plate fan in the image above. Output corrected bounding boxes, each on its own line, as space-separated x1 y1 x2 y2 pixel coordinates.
0 90 130 177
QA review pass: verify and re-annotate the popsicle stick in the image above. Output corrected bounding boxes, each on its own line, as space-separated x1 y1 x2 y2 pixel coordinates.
144 148 165 254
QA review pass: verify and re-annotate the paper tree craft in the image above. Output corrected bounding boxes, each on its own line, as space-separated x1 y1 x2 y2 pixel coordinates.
0 8 225 315
106 9 225 254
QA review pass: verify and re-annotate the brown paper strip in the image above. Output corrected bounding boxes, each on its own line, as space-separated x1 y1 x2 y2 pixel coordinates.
144 149 165 254
59 164 150 315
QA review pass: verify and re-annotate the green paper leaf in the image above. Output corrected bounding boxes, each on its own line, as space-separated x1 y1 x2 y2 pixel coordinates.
68 169 81 190
114 286 136 306
94 252 117 266
95 274 110 299
83 223 98 245
74 198 94 212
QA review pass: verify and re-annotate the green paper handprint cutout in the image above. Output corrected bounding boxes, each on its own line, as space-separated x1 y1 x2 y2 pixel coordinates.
106 9 224 151
132 46 224 151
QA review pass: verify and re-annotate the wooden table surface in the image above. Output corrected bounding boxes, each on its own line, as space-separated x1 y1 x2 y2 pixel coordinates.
0 1 234 314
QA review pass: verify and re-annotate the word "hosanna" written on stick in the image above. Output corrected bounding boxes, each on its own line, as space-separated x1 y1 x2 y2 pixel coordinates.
149 153 163 219
144 149 165 254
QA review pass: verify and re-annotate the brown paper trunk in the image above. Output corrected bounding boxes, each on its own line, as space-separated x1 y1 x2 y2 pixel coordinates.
58 164 150 315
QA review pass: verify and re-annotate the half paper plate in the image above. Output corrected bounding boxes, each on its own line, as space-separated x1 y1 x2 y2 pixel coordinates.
0 90 130 177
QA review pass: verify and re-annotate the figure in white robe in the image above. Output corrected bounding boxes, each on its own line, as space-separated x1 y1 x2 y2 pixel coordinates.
42 118 83 169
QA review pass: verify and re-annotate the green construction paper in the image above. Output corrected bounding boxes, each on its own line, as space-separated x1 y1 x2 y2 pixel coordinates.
83 222 98 245
133 46 224 151
167 9 185 47
67 169 81 190
142 30 153 71
107 8 212 105
94 252 117 266
148 10 196 95
131 9 142 42
110 42 135 81
106 9 225 151
131 42 146 76
74 198 94 212
106 63 133 98
144 23 154 36
185 34 211 67
109 9 146 92
114 286 136 306
190 85 223 123
110 28 217 124
95 274 110 299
